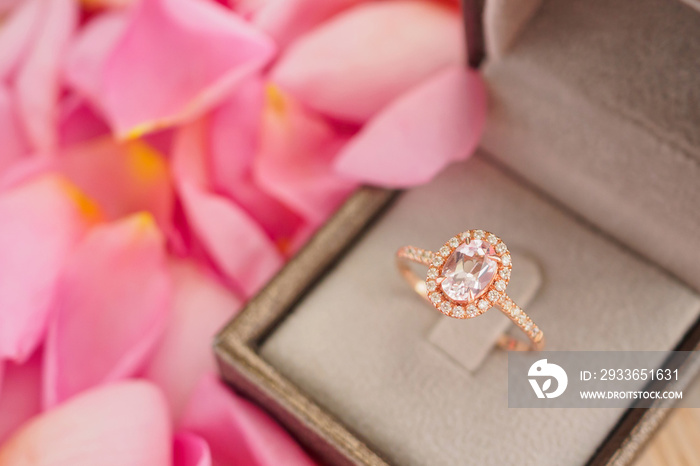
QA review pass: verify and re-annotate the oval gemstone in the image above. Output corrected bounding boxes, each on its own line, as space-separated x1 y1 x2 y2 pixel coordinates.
440 239 498 302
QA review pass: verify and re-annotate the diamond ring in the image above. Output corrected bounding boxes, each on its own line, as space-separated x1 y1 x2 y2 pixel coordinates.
396 229 544 351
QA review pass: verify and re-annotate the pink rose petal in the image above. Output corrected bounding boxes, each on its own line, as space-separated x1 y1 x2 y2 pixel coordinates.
145 259 240 422
94 0 276 137
207 81 308 249
170 118 211 187
171 109 307 256
0 156 55 194
335 66 487 187
0 84 28 175
0 350 42 444
207 76 263 194
82 0 136 9
271 0 463 123
179 181 283 297
230 0 267 17
43 213 171 407
0 0 24 16
56 137 174 230
254 86 357 226
0 381 172 466
0 0 41 80
63 10 130 107
15 0 78 152
0 175 96 364
57 97 112 147
252 0 362 48
180 374 316 466
173 432 212 466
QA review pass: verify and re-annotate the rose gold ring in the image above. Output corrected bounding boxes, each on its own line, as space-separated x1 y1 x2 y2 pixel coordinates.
396 229 544 351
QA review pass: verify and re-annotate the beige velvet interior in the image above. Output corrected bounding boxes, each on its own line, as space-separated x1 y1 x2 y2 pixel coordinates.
261 156 700 466
258 1 700 464
482 0 700 292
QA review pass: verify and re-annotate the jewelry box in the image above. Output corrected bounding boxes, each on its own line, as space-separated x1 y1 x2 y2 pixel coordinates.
215 0 700 464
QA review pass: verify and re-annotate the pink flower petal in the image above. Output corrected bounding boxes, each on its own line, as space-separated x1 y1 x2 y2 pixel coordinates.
43 213 171 407
207 80 308 250
144 259 240 422
252 0 362 48
0 0 24 16
55 137 174 229
254 86 357 226
0 381 172 466
335 66 487 187
229 0 268 17
63 10 130 108
170 118 211 188
207 76 263 193
95 0 275 138
180 374 316 466
271 0 463 123
0 84 28 175
0 350 42 444
57 97 112 147
0 0 41 80
0 156 54 193
171 108 306 256
0 175 96 364
179 181 283 297
173 432 212 466
15 0 78 152
82 0 137 9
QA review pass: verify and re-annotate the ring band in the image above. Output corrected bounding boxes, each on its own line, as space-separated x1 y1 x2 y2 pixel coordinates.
396 229 544 351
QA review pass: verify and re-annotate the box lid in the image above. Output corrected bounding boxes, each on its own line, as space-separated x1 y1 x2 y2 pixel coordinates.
481 0 700 290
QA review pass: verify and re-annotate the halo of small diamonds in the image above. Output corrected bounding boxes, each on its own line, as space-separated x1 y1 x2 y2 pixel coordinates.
427 229 512 319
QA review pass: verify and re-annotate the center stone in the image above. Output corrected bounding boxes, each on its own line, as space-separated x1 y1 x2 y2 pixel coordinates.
440 239 498 302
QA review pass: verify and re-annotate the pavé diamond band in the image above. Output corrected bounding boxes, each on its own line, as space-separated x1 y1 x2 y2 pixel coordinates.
396 229 544 351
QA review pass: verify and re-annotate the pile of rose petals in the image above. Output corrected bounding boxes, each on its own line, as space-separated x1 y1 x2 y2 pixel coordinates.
0 0 486 464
